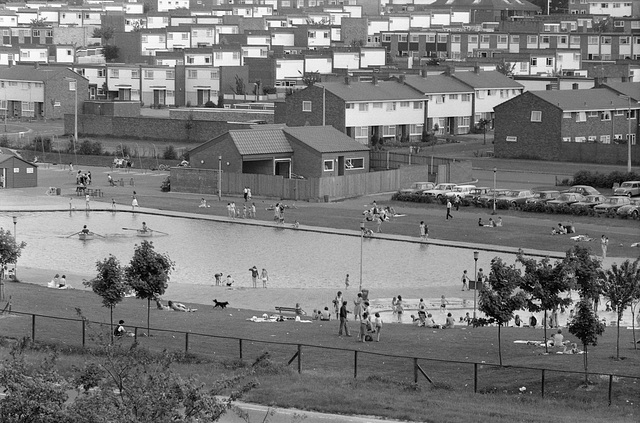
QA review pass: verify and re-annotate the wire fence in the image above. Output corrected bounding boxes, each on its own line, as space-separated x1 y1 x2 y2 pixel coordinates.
3 309 639 406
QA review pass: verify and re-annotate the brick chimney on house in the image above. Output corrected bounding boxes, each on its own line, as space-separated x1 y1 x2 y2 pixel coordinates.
474 65 480 74
421 66 427 78
398 74 405 84
372 74 378 85
344 76 350 85
444 66 454 76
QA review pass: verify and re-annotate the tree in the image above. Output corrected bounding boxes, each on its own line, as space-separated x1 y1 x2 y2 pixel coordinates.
93 26 114 44
476 119 490 145
517 251 573 354
125 241 174 336
103 45 119 62
232 75 246 95
495 60 515 77
568 300 605 383
84 255 129 343
599 259 640 359
301 71 321 86
478 257 527 365
30 17 48 28
563 245 602 308
0 228 26 281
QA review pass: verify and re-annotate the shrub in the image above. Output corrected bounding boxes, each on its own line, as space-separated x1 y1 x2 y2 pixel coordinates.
391 192 438 204
204 100 215 108
163 145 177 160
160 176 170 192
571 170 640 188
77 140 103 156
0 134 9 147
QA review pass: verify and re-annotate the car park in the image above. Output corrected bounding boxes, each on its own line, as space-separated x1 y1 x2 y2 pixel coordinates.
525 190 560 204
593 196 631 215
546 193 586 207
616 199 640 219
563 185 600 196
498 189 535 207
613 181 640 197
465 187 490 200
475 189 510 207
422 183 457 198
400 182 436 194
570 194 607 208
445 184 477 199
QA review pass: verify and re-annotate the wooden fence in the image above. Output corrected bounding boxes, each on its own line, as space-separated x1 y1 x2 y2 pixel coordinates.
171 168 402 201
5 309 639 407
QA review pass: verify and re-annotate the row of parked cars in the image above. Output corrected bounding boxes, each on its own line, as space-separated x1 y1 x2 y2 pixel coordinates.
399 181 640 219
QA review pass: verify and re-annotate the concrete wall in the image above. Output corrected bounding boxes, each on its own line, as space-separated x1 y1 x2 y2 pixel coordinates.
64 114 245 142
84 101 141 117
170 108 274 123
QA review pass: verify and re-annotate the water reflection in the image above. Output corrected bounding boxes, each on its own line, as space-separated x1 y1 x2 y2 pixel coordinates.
3 212 508 289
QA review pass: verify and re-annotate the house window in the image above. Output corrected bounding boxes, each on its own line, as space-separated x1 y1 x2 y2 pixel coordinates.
410 34 419 42
345 158 364 170
451 35 461 43
409 124 423 135
110 69 119 78
132 69 139 78
506 136 517 142
449 94 458 100
563 137 571 142
141 35 148 42
531 111 542 122
468 35 478 43
354 127 368 138
386 102 396 111
438 34 447 43
233 52 239 60
546 58 553 66
211 69 219 79
144 70 154 79
600 135 611 144
399 34 407 42
575 136 586 143
588 111 598 117
413 102 422 109
400 101 410 108
601 111 611 121
614 110 624 116
563 112 572 119
628 134 637 145
302 101 312 112
324 160 334 171
188 70 197 79
527 35 538 44
182 33 189 40
531 58 538 66
497 35 507 44
382 125 396 137
576 112 586 122
588 136 597 142
627 110 636 119
426 34 435 42
382 34 391 42
166 70 174 79
372 102 383 109
435 95 445 104
481 35 490 44
461 94 471 102
359 103 369 112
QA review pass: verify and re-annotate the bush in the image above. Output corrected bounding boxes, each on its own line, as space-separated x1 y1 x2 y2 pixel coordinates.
161 176 170 192
32 136 51 152
391 192 438 204
76 140 103 156
572 170 640 188
204 100 215 108
0 134 9 147
163 145 177 160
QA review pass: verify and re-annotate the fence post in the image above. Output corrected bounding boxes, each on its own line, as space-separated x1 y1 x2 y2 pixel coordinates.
239 339 243 360
82 318 86 348
297 344 302 374
541 369 545 398
473 363 478 393
608 374 613 406
354 350 358 379
31 314 36 341
386 151 390 169
185 332 189 353
134 327 138 342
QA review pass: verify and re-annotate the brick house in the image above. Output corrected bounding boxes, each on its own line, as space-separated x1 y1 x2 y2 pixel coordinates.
189 125 370 178
494 88 640 165
274 78 427 145
0 152 38 188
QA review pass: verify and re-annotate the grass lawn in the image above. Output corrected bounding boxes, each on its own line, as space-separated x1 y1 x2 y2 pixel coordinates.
2 281 639 422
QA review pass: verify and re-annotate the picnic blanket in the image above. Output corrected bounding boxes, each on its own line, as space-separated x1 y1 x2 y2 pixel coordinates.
570 235 593 242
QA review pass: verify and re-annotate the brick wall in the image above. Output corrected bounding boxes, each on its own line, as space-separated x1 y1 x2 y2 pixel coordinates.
274 85 346 132
44 72 89 120
341 18 368 46
170 108 274 123
64 115 245 142
495 92 640 165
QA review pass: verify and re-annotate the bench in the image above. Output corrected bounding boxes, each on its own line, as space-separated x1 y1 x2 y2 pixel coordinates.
275 306 306 316
76 186 86 195
86 188 103 197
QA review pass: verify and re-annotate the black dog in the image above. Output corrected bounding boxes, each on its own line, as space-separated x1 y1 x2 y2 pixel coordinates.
213 299 229 309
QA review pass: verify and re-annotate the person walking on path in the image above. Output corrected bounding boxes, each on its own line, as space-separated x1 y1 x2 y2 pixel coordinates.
476 268 485 289
338 301 351 336
249 266 259 288
374 312 382 342
85 193 90 211
345 273 350 290
601 235 609 259
446 199 453 220
243 186 249 202
419 221 428 241
261 268 269 288
461 270 469 291
453 195 461 211
131 193 139 211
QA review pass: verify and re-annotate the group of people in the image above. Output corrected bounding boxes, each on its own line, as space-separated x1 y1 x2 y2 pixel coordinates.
214 273 235 287
551 222 576 235
478 217 502 227
153 297 197 312
249 266 269 288
335 290 383 342
363 201 393 233
47 273 71 289
76 170 91 186
227 202 256 219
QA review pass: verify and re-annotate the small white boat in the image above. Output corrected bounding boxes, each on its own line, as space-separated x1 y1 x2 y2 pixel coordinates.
136 230 153 237
78 233 95 241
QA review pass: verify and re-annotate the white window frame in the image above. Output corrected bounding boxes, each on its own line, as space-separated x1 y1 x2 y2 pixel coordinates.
302 101 312 112
345 157 364 170
531 111 542 122
323 160 334 171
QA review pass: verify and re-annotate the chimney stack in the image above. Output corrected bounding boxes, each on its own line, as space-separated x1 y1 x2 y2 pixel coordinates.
398 74 405 84
474 65 480 74
34 62 39 69
421 66 427 78
344 76 350 85
372 74 378 85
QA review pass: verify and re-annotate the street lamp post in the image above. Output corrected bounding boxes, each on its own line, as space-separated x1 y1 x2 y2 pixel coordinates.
492 167 497 215
619 94 634 173
12 216 17 281
473 251 479 320
64 77 78 165
218 156 222 201
360 221 365 292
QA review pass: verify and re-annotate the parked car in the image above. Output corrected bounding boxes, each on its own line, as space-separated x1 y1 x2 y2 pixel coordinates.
570 194 607 208
422 183 457 198
526 190 560 204
465 187 490 200
445 184 477 199
498 189 535 207
563 185 600 196
546 193 586 207
593 196 631 215
613 181 640 197
616 199 640 219
400 182 436 194
476 189 509 207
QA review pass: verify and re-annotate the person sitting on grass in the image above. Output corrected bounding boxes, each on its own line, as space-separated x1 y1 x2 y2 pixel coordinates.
444 312 455 329
549 329 564 347
114 320 126 337
425 313 440 329
551 223 567 235
168 300 197 312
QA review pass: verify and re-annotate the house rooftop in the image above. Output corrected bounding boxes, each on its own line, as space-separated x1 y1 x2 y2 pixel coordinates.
450 70 524 89
229 129 294 155
0 65 75 82
403 74 473 94
317 80 425 102
530 88 637 111
284 126 369 153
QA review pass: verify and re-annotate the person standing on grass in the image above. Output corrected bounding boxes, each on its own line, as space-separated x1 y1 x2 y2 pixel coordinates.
461 270 469 291
131 193 139 211
261 268 269 288
476 268 485 288
249 266 259 288
359 312 369 342
338 301 351 336
85 193 91 211
453 195 461 211
396 295 404 323
111 198 116 212
440 295 449 313
250 203 256 218
446 199 453 220
374 312 382 341
601 235 609 259
333 291 343 320
345 273 350 290
419 221 427 241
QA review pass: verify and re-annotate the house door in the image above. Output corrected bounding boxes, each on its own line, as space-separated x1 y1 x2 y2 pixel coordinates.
0 168 5 188
118 88 131 101
153 90 166 106
274 160 291 178
337 156 344 176
447 117 455 134
197 89 210 106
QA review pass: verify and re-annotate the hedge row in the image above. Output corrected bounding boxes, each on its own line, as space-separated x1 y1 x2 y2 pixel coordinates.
571 170 640 189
